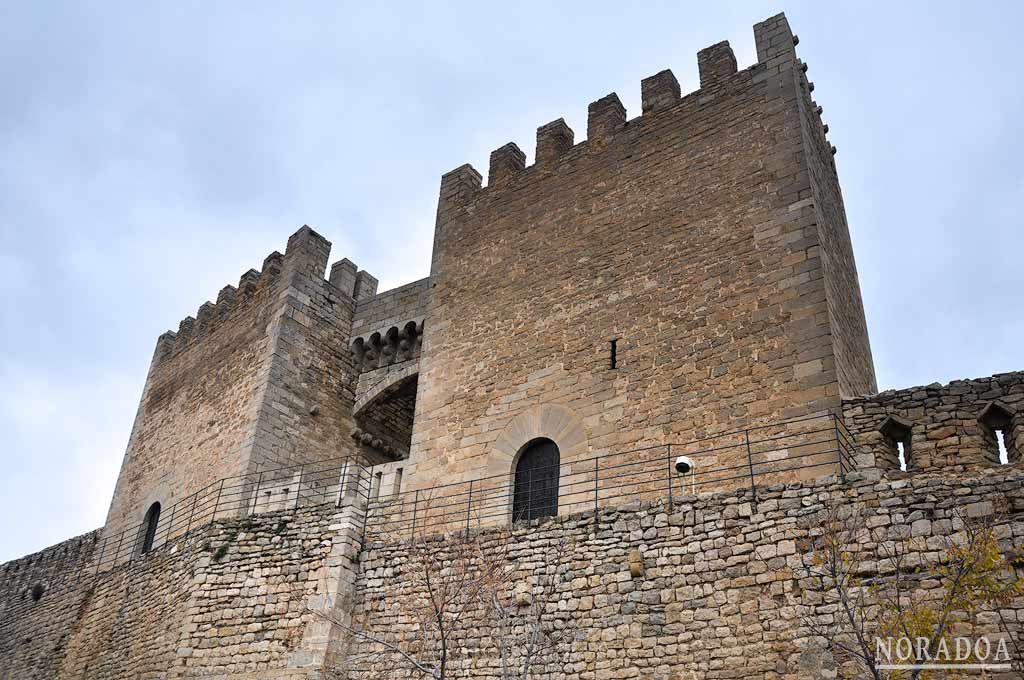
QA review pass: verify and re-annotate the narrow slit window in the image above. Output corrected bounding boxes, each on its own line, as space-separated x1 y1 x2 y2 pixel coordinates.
609 339 618 369
140 502 161 554
996 430 1009 465
392 468 404 498
979 402 1015 466
879 415 913 472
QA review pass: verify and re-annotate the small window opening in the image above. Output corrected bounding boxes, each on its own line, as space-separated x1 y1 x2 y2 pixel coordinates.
140 502 161 554
979 402 1015 466
879 415 913 473
609 339 618 369
30 584 44 602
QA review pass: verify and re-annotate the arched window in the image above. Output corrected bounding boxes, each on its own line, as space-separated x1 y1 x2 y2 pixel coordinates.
140 502 161 554
513 439 560 522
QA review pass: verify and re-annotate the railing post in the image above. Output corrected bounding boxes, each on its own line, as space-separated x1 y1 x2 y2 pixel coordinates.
465 480 473 538
295 464 305 510
745 430 758 510
360 465 370 541
667 444 674 510
337 459 350 507
114 528 127 566
94 536 107 575
251 471 264 515
213 479 225 521
410 489 419 541
165 502 178 542
184 493 198 535
527 466 533 523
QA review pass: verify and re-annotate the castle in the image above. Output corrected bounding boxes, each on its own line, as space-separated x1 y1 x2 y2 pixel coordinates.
1 13 1022 680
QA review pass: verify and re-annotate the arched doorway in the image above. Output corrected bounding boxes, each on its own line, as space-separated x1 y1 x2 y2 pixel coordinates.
513 439 560 522
140 502 161 554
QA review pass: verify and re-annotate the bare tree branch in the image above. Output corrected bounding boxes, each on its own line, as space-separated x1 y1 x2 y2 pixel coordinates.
804 498 1023 680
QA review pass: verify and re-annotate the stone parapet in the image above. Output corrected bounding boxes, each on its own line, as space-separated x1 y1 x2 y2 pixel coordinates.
843 371 1024 471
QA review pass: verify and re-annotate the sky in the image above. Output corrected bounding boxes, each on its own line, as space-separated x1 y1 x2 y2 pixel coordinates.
1 1 1021 563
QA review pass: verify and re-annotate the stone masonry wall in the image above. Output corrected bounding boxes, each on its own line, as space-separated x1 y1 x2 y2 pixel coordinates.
788 15 877 399
346 280 429 464
0 531 100 679
245 228 363 476
410 15 871 496
1 501 365 680
843 371 1024 471
6 460 1024 680
349 278 428 439
348 463 1024 680
352 277 429 339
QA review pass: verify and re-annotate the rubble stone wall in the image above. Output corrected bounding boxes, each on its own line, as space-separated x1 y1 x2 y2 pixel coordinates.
4 463 1024 680
842 371 1024 471
1 503 364 680
0 531 100 680
349 464 1024 680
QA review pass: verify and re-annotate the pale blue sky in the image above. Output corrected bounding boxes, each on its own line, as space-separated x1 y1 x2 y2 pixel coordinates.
1 1 1021 562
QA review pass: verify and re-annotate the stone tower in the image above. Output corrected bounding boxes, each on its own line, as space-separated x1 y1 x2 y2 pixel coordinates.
102 227 376 548
407 13 875 493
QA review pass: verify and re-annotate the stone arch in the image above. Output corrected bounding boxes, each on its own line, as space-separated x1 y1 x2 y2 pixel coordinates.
486 404 588 514
353 365 420 462
512 437 561 522
354 363 420 415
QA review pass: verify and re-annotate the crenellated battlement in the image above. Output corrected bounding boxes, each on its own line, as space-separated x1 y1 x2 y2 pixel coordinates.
155 251 283 359
843 372 1024 471
437 13 824 210
153 225 377 362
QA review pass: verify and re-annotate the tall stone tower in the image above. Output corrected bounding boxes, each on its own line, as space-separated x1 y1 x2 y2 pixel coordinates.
408 13 875 491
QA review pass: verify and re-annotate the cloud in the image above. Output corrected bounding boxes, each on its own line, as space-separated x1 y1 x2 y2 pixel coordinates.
0 360 140 561
0 1 1022 561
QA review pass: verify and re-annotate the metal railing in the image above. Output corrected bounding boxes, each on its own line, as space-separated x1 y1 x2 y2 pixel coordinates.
363 413 856 541
91 455 372 574
87 413 855 574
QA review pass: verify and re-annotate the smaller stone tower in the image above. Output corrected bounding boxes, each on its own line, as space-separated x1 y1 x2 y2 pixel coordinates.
101 226 375 552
